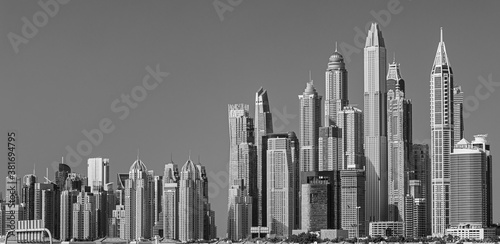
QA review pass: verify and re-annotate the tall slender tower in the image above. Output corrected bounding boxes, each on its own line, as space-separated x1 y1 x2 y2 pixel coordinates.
266 133 296 238
254 87 273 227
87 158 110 193
453 86 464 145
325 44 348 127
178 156 205 242
364 22 388 223
387 60 412 222
124 158 152 240
430 28 454 236
299 80 322 172
227 104 256 240
163 160 179 240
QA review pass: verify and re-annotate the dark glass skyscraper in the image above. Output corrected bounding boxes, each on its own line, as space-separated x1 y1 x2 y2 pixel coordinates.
254 87 273 227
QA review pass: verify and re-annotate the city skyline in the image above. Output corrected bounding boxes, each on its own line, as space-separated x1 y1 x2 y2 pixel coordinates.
1 1 500 238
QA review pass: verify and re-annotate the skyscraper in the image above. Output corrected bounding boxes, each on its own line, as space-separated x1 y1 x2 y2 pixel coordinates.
318 126 341 171
340 169 366 238
450 135 492 228
55 162 71 191
430 28 454 236
386 60 412 222
364 23 388 223
178 157 204 242
21 174 37 220
227 104 256 240
412 144 431 236
453 86 464 145
299 80 322 172
266 133 296 238
337 106 364 170
255 87 273 227
124 158 152 240
60 189 79 241
324 45 348 127
300 171 340 232
72 191 96 240
87 158 110 193
163 160 179 240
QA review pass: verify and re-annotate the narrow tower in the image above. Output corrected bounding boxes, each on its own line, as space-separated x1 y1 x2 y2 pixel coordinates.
430 28 454 236
254 87 273 227
324 43 348 126
364 22 388 223
299 79 322 172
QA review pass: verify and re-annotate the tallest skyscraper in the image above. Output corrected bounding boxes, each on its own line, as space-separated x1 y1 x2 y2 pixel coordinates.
430 28 454 236
364 23 388 223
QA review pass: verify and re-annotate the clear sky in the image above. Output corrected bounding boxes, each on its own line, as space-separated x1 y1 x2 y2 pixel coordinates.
1 0 499 237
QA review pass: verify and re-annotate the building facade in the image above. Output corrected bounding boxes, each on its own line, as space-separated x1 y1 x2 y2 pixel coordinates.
227 104 256 240
430 28 454 236
386 61 412 222
299 81 322 172
254 87 274 228
266 133 296 238
337 107 364 170
324 46 348 127
364 23 388 224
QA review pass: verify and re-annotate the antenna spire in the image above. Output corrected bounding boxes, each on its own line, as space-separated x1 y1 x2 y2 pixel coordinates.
33 163 36 175
393 52 396 63
188 150 191 161
440 27 443 42
335 41 338 52
137 148 140 161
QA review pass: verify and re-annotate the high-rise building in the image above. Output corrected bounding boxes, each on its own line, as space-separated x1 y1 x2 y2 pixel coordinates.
227 104 256 240
266 133 296 238
72 191 96 240
412 144 431 236
300 171 340 232
21 174 37 220
404 180 427 238
450 135 492 228
337 106 364 170
430 28 454 236
325 46 348 127
34 181 59 239
364 22 388 224
340 169 366 238
163 160 179 240
87 158 110 193
318 126 341 171
387 60 412 222
453 86 464 145
228 182 252 240
55 162 71 191
255 87 274 227
153 175 162 225
299 81 322 172
124 158 152 240
60 190 79 241
178 157 205 242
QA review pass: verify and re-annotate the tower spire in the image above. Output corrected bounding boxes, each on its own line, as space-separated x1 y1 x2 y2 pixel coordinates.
440 27 443 43
33 163 36 175
335 41 338 52
393 52 396 63
137 148 140 161
188 150 191 161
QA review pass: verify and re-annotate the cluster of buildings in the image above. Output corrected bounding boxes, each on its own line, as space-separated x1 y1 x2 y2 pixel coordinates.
0 156 217 242
226 23 494 240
